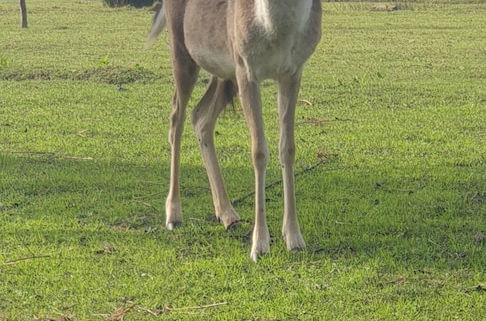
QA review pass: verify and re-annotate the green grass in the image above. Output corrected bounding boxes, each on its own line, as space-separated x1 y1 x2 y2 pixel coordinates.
1 0 485 320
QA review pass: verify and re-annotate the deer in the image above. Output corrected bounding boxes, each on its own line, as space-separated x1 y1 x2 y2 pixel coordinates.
147 0 322 261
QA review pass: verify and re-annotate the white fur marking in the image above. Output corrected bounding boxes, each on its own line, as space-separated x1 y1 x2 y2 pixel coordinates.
255 0 273 32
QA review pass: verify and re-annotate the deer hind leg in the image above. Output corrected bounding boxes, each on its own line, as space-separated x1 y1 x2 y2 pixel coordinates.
278 69 305 250
191 77 240 228
165 48 199 230
235 65 270 261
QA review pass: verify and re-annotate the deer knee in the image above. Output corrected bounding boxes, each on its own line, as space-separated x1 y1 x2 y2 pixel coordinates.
279 143 295 164
168 104 185 145
190 108 200 132
252 143 269 169
191 108 212 142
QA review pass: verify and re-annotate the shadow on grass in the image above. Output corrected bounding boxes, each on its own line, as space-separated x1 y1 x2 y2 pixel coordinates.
1 152 484 271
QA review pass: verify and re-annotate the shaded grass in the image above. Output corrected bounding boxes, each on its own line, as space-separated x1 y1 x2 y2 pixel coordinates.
0 0 485 320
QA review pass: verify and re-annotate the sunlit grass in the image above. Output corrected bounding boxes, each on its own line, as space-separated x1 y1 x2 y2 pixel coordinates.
0 0 485 320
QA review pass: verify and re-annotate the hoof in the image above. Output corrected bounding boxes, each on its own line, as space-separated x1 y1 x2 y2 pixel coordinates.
250 227 270 262
165 198 182 231
166 221 181 231
283 231 306 251
225 219 241 230
216 208 241 229
250 246 270 262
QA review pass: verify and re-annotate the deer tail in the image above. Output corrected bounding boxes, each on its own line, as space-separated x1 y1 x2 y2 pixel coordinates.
146 1 165 47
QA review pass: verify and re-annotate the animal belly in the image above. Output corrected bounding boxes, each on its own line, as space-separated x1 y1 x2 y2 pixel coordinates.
183 0 235 79
191 48 235 80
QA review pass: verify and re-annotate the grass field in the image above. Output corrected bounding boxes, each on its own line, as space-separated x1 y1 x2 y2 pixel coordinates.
1 0 485 320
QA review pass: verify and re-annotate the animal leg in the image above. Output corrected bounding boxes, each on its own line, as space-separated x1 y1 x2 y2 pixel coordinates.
191 77 240 228
165 48 199 230
278 70 305 250
236 65 270 261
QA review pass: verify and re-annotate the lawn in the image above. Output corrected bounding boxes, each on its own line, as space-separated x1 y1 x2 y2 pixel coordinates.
0 0 485 320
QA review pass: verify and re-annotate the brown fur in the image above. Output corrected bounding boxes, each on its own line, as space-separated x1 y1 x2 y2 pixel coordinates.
154 0 322 261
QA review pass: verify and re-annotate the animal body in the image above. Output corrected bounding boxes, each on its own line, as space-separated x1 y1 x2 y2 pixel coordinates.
148 0 322 261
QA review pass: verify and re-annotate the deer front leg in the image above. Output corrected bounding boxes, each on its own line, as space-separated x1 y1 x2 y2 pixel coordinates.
278 70 305 250
236 65 270 262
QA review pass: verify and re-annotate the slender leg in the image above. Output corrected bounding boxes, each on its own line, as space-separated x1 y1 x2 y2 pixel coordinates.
165 52 199 230
191 77 240 228
278 70 305 250
235 66 270 261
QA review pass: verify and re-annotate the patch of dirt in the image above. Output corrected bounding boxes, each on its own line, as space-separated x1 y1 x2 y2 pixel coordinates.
371 4 400 12
0 66 162 85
